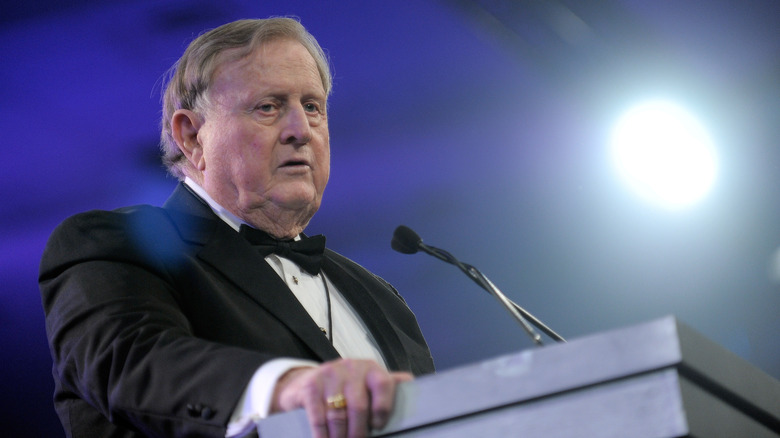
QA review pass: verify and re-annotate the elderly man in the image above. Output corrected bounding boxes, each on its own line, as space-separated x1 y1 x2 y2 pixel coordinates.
39 18 434 438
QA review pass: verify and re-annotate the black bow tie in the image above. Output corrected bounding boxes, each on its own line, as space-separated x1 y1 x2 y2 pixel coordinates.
239 225 326 275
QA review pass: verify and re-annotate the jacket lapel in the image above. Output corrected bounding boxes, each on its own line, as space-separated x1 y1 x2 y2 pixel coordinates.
162 183 341 363
321 255 411 372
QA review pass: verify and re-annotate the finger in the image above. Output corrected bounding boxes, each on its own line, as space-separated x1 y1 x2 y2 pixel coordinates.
325 400 349 438
305 392 329 438
284 370 328 438
343 379 370 438
391 371 414 383
320 361 350 438
364 368 400 431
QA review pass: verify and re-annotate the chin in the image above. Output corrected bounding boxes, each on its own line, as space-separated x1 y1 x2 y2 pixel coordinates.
273 190 321 211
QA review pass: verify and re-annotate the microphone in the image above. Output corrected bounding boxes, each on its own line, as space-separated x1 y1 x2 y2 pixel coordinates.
391 225 565 346
390 225 422 254
391 225 450 263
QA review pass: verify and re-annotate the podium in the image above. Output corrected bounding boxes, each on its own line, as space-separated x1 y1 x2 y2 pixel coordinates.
256 316 780 437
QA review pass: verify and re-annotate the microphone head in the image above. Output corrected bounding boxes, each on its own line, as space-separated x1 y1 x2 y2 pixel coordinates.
391 225 422 254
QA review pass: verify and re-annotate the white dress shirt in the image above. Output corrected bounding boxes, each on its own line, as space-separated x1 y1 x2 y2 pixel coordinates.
181 178 386 437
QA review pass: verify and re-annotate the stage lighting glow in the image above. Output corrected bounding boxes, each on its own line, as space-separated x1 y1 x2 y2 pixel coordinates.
610 101 717 209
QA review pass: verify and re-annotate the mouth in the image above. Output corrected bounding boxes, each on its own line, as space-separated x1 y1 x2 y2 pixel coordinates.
279 158 311 169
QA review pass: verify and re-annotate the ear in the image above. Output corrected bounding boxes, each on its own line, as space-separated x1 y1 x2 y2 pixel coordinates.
171 109 206 171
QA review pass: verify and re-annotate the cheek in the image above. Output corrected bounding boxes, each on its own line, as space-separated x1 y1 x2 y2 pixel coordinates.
318 138 331 184
210 128 267 168
316 127 330 166
200 121 234 161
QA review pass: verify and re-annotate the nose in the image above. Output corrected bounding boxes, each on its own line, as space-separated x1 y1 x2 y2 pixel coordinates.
280 104 312 146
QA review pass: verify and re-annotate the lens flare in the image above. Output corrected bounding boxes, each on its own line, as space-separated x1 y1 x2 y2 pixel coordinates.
610 100 717 209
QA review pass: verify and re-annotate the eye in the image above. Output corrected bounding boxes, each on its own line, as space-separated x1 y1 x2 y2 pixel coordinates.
256 103 276 113
303 102 320 113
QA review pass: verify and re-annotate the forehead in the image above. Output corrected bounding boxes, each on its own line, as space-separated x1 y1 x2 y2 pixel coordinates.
209 39 324 98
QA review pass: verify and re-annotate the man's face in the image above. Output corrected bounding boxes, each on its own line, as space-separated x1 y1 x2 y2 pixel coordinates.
196 38 329 223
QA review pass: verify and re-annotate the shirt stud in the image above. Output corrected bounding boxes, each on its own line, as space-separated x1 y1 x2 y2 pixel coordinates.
292 275 299 285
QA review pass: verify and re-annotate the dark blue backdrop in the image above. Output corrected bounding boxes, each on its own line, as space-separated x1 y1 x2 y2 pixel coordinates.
2 1 779 435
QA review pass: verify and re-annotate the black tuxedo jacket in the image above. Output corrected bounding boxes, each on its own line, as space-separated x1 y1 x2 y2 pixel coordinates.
39 183 434 438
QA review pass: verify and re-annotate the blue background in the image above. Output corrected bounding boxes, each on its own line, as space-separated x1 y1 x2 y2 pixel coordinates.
2 1 779 435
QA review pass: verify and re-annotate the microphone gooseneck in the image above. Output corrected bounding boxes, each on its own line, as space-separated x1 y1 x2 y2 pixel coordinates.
391 225 565 346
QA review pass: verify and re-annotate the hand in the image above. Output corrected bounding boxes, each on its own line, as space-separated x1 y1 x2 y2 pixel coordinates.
271 359 413 438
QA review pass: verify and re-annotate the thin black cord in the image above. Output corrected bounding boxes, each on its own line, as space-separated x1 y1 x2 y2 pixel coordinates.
322 274 333 344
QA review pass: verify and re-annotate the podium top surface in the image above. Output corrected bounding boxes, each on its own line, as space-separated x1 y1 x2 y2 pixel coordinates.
257 316 780 437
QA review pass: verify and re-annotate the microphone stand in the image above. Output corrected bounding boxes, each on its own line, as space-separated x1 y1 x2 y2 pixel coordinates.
418 241 566 346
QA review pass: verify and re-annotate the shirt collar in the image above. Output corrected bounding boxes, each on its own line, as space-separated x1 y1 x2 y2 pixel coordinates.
183 177 246 232
182 177 302 241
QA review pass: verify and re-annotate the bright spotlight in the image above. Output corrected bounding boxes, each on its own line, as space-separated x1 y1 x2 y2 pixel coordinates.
610 100 717 209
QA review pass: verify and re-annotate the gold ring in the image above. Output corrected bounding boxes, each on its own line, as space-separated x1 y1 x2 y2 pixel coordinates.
326 393 347 410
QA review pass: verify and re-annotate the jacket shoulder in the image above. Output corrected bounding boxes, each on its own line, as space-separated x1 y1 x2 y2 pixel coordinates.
50 205 175 247
39 205 181 279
